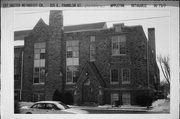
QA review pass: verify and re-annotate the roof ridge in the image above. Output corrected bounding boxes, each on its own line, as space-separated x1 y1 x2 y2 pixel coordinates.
64 22 106 27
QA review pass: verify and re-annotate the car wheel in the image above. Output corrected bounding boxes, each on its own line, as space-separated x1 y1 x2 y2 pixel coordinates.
26 112 32 114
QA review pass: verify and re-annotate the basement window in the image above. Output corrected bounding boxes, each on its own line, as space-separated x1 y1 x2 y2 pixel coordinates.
111 93 119 105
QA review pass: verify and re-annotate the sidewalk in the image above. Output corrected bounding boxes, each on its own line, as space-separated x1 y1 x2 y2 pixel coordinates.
69 104 149 112
69 99 170 113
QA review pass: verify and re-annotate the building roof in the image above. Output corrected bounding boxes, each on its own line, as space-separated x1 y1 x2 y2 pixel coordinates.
64 22 107 33
14 30 31 40
14 22 107 40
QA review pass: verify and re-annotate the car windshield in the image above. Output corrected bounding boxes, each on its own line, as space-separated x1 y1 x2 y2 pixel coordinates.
58 102 69 109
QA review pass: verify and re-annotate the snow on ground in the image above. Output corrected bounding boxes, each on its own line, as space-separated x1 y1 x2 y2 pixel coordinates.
19 102 34 108
18 99 170 113
150 99 170 113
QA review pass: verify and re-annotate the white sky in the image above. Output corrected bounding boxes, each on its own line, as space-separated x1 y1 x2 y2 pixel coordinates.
14 8 171 81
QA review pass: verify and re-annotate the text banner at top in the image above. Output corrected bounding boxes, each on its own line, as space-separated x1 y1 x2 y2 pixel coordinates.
1 0 179 8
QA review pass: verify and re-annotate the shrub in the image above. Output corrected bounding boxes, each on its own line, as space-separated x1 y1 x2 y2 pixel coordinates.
63 92 73 105
52 90 63 101
136 94 153 107
52 90 73 105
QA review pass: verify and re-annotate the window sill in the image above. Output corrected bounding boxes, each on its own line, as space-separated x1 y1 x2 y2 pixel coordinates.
33 83 45 85
112 54 126 57
66 82 76 85
122 82 130 84
110 82 119 84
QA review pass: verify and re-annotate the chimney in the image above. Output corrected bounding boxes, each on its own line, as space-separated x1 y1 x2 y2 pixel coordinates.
49 10 63 28
45 10 64 100
148 28 156 58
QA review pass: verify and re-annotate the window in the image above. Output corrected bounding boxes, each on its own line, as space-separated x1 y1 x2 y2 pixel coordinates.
112 35 126 55
111 93 119 105
66 40 79 84
33 42 46 84
122 68 130 84
90 36 96 61
33 93 45 102
122 92 131 105
66 66 79 83
66 40 79 65
110 69 118 84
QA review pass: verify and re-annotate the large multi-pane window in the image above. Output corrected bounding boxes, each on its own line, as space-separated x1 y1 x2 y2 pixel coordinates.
110 69 118 84
33 42 46 84
122 68 130 84
90 36 96 61
66 40 79 84
112 35 126 55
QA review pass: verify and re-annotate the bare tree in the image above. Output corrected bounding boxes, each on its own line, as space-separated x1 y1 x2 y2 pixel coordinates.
157 55 170 85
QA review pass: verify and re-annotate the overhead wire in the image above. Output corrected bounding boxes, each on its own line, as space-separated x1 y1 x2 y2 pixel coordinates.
15 15 169 29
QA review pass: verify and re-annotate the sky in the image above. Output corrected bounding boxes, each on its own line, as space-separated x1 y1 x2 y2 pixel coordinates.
14 8 171 81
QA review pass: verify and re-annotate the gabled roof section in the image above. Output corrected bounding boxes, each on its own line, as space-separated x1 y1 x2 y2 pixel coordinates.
14 22 107 41
33 18 48 30
64 22 107 33
77 62 106 87
88 62 106 87
14 18 47 41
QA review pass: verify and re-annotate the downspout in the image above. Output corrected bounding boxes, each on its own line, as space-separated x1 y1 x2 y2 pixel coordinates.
147 41 149 89
20 51 24 100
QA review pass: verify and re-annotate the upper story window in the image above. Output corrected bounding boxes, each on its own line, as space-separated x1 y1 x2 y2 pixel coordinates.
90 36 96 61
112 35 126 56
110 69 118 84
33 42 46 84
66 40 79 84
66 40 79 65
122 68 130 84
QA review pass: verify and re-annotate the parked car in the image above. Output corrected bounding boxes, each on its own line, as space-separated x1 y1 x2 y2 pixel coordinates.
20 101 88 114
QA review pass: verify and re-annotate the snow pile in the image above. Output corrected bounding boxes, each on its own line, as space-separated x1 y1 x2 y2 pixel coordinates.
150 99 170 112
98 104 112 108
19 102 34 108
152 99 166 107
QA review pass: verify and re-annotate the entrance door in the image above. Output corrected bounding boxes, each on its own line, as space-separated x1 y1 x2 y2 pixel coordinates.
122 92 131 105
82 78 97 103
